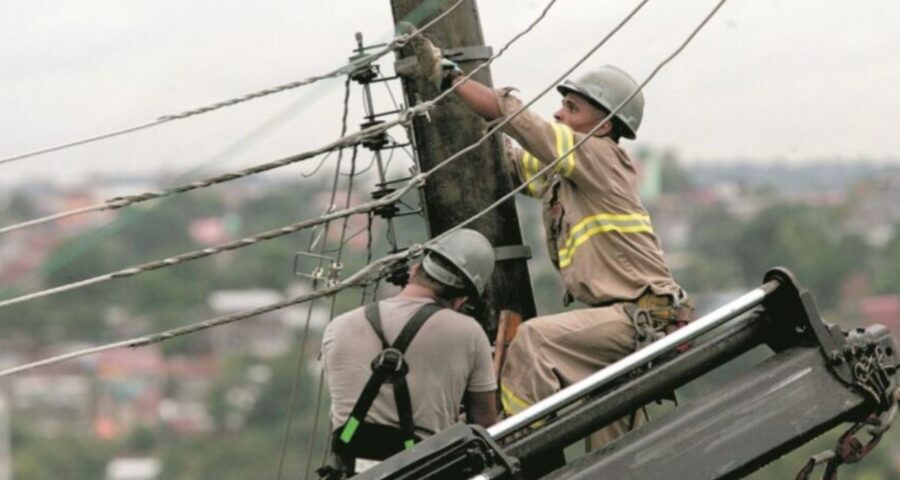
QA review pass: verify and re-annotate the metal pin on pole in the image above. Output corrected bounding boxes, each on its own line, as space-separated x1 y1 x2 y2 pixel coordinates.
355 32 400 249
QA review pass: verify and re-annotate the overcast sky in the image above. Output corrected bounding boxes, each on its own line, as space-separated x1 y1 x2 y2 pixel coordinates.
2 0 900 187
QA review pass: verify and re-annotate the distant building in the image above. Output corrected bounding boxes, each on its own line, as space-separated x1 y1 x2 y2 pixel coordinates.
860 295 900 334
160 355 219 435
846 174 900 246
93 347 167 439
206 289 295 358
105 457 161 480
6 373 93 436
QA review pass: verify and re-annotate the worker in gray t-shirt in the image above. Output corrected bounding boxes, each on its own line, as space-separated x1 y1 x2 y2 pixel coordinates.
322 229 498 477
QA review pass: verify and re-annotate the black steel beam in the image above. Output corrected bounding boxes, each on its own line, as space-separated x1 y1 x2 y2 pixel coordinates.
543 346 872 480
503 308 769 462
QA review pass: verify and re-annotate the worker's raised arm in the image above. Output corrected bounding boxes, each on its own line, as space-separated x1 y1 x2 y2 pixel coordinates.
450 76 501 120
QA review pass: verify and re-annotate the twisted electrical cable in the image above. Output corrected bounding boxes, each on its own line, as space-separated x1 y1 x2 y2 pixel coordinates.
0 0 555 238
0 248 410 379
0 110 417 236
0 0 565 310
275 79 354 480
0 0 467 167
0 0 733 377
302 151 360 480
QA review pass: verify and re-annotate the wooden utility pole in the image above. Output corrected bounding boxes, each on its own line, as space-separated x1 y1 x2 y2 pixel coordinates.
390 0 536 330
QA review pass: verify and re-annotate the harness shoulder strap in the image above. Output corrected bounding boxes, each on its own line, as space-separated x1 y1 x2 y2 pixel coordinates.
392 302 442 352
389 302 442 447
364 302 389 349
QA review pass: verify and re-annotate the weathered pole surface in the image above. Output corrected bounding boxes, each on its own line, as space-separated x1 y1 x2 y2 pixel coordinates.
389 0 536 329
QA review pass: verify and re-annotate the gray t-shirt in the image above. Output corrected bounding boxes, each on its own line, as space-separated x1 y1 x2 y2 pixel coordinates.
323 296 497 438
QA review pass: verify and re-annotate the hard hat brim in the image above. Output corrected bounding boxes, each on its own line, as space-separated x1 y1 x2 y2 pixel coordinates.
556 81 638 139
422 252 468 291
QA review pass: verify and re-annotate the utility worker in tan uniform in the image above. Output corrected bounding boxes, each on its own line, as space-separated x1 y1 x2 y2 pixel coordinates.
405 36 693 457
321 229 498 478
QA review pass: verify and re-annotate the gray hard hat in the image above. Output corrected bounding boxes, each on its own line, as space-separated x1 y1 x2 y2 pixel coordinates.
556 65 644 139
422 228 495 296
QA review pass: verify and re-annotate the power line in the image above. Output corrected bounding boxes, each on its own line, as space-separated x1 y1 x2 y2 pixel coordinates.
0 248 410 379
280 84 360 480
0 0 706 377
0 0 466 167
302 151 361 479
306 369 330 480
0 177 420 310
0 74 349 305
0 0 594 310
275 77 354 480
300 150 336 178
0 110 418 236
0 0 549 238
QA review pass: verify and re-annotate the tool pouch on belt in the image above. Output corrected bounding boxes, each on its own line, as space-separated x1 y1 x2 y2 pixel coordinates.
623 292 694 408
625 292 694 352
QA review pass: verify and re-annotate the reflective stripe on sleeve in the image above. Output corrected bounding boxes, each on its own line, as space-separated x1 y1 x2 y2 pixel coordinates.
558 213 654 268
551 123 576 178
521 151 544 196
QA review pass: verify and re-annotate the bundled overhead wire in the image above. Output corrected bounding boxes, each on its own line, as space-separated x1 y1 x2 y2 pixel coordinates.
0 0 555 238
0 248 409 378
0 182 419 310
0 0 731 377
302 150 361 480
276 78 354 480
0 102 425 237
0 0 467 167
0 0 565 309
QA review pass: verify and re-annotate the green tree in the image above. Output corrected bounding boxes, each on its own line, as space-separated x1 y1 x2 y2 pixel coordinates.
14 436 116 480
679 204 744 292
872 226 900 295
732 205 871 309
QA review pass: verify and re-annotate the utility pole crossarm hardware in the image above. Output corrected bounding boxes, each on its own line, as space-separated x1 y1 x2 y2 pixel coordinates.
389 0 537 331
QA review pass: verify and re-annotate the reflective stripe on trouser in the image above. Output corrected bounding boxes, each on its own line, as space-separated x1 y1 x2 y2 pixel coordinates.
499 304 638 448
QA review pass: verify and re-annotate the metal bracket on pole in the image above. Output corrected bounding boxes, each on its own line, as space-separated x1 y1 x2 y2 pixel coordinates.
394 45 493 76
494 245 532 262
443 45 493 62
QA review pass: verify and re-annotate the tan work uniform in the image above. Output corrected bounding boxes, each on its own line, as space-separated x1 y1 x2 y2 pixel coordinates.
323 296 496 440
494 87 688 446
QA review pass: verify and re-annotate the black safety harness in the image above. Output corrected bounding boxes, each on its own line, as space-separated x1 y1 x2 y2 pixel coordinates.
326 301 443 476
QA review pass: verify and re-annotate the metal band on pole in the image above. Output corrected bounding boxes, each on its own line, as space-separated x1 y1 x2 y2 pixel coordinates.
487 280 781 441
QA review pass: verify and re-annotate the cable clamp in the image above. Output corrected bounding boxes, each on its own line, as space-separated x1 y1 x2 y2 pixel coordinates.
293 251 342 286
